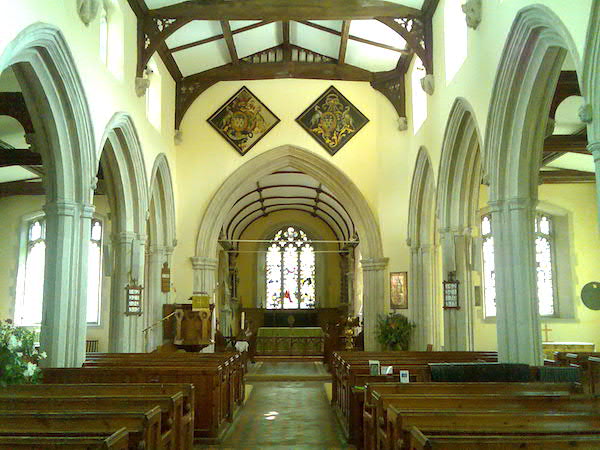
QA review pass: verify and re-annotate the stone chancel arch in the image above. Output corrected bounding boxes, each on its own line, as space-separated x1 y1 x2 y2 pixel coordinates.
194 145 387 350
0 23 96 367
484 5 582 364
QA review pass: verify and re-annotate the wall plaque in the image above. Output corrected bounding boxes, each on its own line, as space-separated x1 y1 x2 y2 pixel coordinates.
296 86 369 155
207 86 280 155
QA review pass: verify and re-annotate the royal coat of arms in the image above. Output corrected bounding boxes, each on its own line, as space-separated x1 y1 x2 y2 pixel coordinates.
296 86 369 155
208 87 280 155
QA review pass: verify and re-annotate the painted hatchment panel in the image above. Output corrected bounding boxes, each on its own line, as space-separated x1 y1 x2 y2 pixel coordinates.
296 86 369 155
208 86 280 155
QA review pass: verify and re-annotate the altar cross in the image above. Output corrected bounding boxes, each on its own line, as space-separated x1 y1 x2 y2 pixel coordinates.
542 323 552 342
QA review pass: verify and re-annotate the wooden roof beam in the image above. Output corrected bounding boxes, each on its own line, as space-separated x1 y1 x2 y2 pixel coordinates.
0 149 42 167
149 0 421 21
0 180 44 197
297 20 409 54
543 134 589 154
220 21 239 64
338 20 350 65
282 21 291 62
540 169 596 184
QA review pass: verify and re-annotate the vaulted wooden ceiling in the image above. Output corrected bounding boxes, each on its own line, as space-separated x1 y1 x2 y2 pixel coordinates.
126 0 437 128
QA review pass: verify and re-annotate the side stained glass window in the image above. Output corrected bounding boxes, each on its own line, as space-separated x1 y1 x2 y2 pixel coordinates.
481 214 496 317
265 227 316 309
15 219 46 326
535 214 556 316
481 213 557 318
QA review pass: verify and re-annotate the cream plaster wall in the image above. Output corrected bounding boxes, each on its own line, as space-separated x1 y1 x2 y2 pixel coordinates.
473 183 600 351
235 210 342 309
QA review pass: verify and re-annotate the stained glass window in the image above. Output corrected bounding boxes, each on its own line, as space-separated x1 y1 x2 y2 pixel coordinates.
481 213 557 318
265 227 316 309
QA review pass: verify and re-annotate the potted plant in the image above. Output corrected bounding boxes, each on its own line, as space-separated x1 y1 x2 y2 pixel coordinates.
0 319 46 387
376 312 416 351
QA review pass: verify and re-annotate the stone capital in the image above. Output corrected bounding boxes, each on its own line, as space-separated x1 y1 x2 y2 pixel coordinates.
507 197 536 211
397 117 408 131
420 74 435 95
113 231 137 245
191 256 218 271
77 0 100 26
462 0 482 29
43 200 78 217
80 203 95 219
135 77 151 97
360 257 389 272
588 141 600 159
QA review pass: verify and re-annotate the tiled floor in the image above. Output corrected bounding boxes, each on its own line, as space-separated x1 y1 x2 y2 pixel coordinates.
197 362 352 449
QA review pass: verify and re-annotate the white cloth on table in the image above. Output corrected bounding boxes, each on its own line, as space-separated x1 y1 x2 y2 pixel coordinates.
200 344 215 353
235 341 249 353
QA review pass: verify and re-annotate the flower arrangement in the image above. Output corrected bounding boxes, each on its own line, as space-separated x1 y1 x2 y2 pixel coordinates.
0 319 46 386
376 312 416 351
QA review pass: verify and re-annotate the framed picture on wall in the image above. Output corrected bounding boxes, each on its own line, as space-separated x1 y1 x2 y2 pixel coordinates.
390 272 408 309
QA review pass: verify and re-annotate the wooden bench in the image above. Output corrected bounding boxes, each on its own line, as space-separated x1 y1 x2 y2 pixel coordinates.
408 426 600 449
0 427 129 450
3 383 194 449
42 365 224 442
364 382 580 450
0 408 162 450
386 409 600 450
0 394 183 450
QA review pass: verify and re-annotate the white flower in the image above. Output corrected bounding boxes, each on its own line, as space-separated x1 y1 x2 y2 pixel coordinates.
23 362 37 378
16 352 23 357
39 351 47 359
7 335 18 351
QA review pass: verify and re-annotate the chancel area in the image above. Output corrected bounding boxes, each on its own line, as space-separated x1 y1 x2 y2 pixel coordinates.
1 0 600 448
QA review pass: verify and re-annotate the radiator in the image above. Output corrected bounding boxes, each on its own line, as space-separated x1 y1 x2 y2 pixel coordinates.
85 339 99 353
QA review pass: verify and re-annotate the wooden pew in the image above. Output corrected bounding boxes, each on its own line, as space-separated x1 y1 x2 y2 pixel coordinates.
386 410 600 450
3 383 194 449
408 426 600 449
42 366 224 442
0 428 129 450
0 394 183 450
0 408 162 450
364 382 580 450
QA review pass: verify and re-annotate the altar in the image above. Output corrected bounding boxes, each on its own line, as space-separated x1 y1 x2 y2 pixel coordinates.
542 341 595 360
256 327 324 356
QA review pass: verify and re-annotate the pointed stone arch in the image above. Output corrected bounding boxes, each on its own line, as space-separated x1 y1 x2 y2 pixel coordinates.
0 23 96 366
407 146 440 350
484 4 581 363
194 145 386 350
98 113 149 352
436 98 483 351
144 153 177 350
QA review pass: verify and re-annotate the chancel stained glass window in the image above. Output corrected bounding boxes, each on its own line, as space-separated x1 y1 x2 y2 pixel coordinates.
481 213 557 318
266 227 315 309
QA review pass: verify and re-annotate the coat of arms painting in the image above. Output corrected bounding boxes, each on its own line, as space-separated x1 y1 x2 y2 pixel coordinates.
296 86 369 155
208 87 280 155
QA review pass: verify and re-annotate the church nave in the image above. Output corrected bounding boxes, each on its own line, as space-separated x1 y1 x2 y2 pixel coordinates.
198 362 351 450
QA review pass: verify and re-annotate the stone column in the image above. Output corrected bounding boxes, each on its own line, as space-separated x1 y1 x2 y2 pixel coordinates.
490 197 542 364
590 142 600 230
144 245 169 351
191 256 219 339
361 257 389 351
440 229 474 351
40 201 93 367
409 242 438 351
108 231 145 352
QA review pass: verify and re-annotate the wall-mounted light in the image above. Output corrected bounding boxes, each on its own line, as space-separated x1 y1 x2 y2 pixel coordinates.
443 271 460 310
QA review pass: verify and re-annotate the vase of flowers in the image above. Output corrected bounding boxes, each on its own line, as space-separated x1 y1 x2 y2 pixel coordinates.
375 312 416 351
0 319 46 386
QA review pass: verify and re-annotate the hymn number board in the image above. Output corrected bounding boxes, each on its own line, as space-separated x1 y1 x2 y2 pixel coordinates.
125 284 143 315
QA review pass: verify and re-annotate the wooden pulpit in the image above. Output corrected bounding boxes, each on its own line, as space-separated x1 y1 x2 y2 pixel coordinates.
163 301 215 351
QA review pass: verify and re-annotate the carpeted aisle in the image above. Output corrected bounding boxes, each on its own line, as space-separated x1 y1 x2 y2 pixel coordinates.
196 362 353 449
